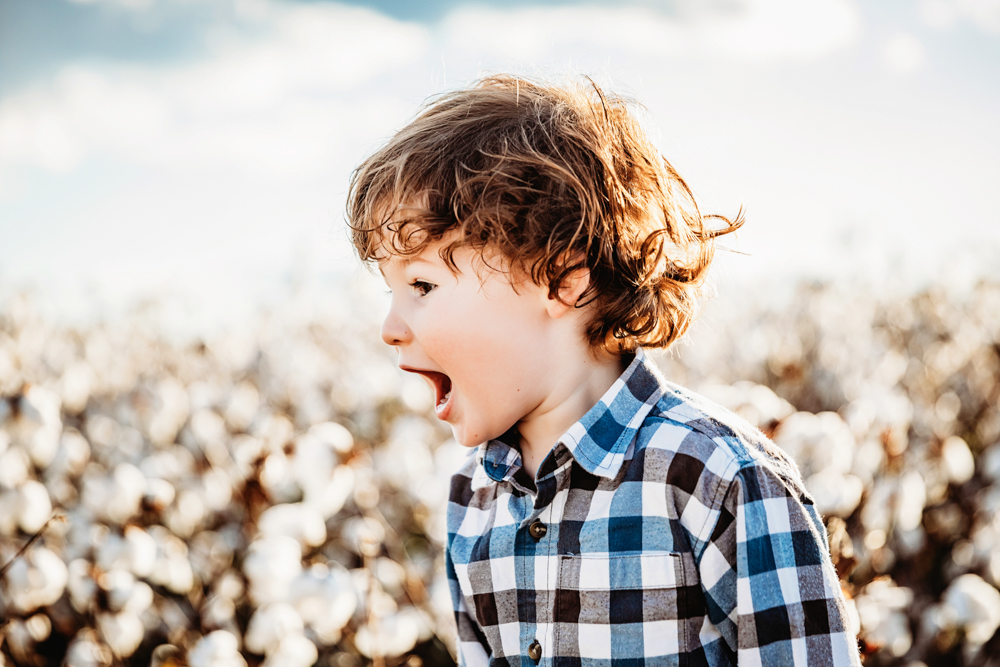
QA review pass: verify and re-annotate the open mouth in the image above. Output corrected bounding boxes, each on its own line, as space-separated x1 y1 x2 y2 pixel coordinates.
401 367 453 416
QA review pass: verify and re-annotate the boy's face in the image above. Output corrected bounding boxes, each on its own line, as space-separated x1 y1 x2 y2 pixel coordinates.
379 237 563 448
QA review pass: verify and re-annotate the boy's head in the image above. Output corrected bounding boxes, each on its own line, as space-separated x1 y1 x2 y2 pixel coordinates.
348 74 740 356
347 74 740 447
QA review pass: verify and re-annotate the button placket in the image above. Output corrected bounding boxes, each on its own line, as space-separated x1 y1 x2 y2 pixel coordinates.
528 519 547 541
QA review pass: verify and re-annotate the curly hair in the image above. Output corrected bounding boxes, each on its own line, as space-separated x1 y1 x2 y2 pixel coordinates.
347 74 742 355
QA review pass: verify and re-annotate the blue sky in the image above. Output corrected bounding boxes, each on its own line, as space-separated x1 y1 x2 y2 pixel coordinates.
0 0 998 333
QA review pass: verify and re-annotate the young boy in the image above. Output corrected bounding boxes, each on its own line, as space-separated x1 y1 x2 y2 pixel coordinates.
348 75 860 667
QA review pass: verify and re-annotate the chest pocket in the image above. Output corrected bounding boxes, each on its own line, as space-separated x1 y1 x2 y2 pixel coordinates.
555 552 694 660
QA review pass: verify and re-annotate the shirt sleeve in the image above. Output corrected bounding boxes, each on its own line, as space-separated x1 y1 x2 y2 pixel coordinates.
445 538 491 667
696 463 862 667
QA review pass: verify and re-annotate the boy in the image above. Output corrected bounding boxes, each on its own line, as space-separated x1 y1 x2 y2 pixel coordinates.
347 75 860 667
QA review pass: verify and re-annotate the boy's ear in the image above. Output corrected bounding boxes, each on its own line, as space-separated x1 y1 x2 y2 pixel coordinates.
545 267 591 319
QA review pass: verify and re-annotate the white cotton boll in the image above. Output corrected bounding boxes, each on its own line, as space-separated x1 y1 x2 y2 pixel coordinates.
17 479 52 534
341 516 385 556
308 421 354 454
22 385 62 428
895 470 927 532
261 634 318 667
0 489 18 535
202 468 233 511
68 558 97 613
941 436 975 485
148 526 195 594
225 381 260 432
773 411 855 477
242 536 302 605
148 378 190 446
189 531 235 582
805 471 864 518
64 629 113 667
292 432 334 491
354 609 421 659
5 619 35 664
289 562 358 645
941 574 1000 647
26 613 52 642
106 463 146 525
139 446 196 483
188 630 248 667
213 569 245 600
245 603 304 654
143 477 176 512
29 424 61 469
124 525 157 577
51 429 91 478
125 580 153 615
851 437 885 484
165 488 207 538
96 610 145 658
855 578 913 658
258 502 326 548
0 445 30 489
259 451 300 503
96 532 128 572
60 360 94 414
99 568 137 612
191 409 230 467
5 546 69 613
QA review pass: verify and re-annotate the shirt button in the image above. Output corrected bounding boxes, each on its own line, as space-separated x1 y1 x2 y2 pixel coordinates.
528 640 542 662
528 520 547 540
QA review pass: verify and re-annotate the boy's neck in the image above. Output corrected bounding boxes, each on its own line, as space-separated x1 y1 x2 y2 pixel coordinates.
516 351 627 479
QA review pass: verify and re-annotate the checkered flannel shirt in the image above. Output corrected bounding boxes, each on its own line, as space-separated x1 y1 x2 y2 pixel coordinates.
445 348 861 667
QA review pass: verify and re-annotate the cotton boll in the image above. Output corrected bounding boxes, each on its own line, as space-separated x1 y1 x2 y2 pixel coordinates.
64 629 113 667
261 634 318 667
895 470 927 532
242 536 302 605
940 574 1000 648
259 451 300 503
354 609 421 659
49 428 91 478
68 558 97 613
341 516 385 557
17 479 52 534
148 526 195 594
189 531 234 582
148 378 190 446
941 436 975 485
96 610 145 658
143 477 176 512
187 630 248 667
308 421 354 455
20 385 62 468
191 409 230 467
98 568 137 612
289 562 358 645
60 360 94 414
124 525 157 577
258 502 326 548
4 545 68 613
0 490 18 535
773 411 855 477
805 471 864 518
855 578 913 658
244 602 304 654
224 381 260 432
4 619 36 665
0 445 30 489
165 488 207 538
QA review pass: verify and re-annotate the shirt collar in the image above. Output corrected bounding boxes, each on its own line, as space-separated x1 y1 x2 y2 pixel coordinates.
474 347 666 487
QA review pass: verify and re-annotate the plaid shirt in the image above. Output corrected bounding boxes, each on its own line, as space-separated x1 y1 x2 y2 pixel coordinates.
445 348 861 667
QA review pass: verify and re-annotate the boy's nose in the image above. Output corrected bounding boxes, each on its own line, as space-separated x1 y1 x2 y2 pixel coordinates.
380 308 411 347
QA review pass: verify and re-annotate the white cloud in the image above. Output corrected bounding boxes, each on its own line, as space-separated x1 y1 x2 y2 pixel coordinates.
918 0 1000 33
881 32 927 72
443 0 861 62
0 3 428 176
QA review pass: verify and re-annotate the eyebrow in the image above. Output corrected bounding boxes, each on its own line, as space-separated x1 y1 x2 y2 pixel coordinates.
377 255 434 276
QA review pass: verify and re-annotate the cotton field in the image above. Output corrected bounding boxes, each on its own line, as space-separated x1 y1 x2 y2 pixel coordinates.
1 280 999 666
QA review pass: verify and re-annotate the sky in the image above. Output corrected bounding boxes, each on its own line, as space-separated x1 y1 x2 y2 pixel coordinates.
0 0 998 336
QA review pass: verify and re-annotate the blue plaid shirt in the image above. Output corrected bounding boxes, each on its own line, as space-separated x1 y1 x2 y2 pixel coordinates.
446 348 861 667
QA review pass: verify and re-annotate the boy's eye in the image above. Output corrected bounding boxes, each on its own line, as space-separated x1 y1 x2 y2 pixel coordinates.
410 280 435 296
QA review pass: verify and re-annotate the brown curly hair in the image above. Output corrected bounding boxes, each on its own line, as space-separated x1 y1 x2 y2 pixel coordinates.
347 74 742 355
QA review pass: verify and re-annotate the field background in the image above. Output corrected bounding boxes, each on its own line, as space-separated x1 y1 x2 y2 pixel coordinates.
1 0 1000 665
